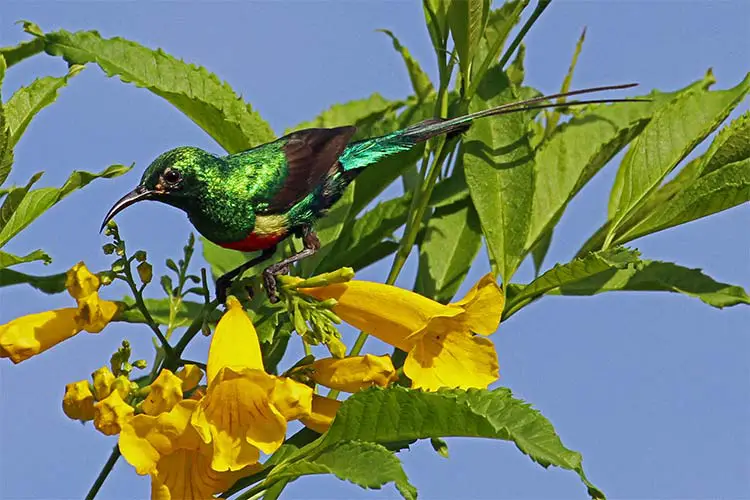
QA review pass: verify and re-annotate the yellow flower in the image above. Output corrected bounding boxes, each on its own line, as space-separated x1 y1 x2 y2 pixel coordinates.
176 364 203 392
301 274 503 391
309 354 397 393
120 400 253 500
94 390 134 436
142 370 183 416
300 395 341 434
92 366 116 400
62 380 95 421
190 297 313 472
0 262 118 364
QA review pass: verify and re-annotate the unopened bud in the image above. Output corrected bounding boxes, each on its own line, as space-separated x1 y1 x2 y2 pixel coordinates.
132 359 148 370
137 262 153 284
133 250 147 262
102 243 116 255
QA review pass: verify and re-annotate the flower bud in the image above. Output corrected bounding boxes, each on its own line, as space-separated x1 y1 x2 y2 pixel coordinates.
91 366 116 400
62 380 95 421
136 262 153 285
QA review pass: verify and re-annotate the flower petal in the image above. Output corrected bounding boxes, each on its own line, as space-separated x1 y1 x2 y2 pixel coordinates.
143 370 184 416
405 329 499 391
176 364 203 393
0 308 82 364
206 297 263 384
62 380 95 421
310 354 398 393
301 281 461 351
450 273 504 335
191 367 285 471
92 366 116 400
77 296 119 333
93 390 134 436
65 262 101 300
299 395 341 434
270 377 313 421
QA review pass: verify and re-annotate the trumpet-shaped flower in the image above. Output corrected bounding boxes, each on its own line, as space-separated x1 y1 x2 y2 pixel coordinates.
142 370 183 416
190 297 313 472
176 364 203 392
92 366 117 400
300 395 342 434
120 400 253 500
0 262 118 364
62 380 95 421
94 390 134 436
309 354 397 393
301 274 504 391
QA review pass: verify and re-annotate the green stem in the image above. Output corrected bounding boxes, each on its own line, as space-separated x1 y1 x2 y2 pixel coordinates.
173 299 220 358
497 0 551 71
84 446 120 500
122 263 175 360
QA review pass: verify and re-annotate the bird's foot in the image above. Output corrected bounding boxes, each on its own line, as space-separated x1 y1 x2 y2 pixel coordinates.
215 276 231 305
262 263 291 304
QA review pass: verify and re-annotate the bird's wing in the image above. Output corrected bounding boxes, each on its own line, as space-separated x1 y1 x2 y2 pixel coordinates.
262 126 356 213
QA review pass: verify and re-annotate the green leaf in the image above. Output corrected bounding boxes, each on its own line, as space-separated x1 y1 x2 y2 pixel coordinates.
200 236 251 279
0 269 66 293
448 0 491 88
463 67 534 283
506 43 525 87
617 158 750 243
552 260 749 309
0 164 131 248
269 441 417 500
415 198 482 303
350 240 400 272
423 0 450 64
606 73 750 244
530 227 552 276
300 184 355 276
322 386 603 499
504 247 641 318
378 30 434 100
38 29 274 153
318 195 411 274
0 172 43 231
116 298 209 327
700 110 750 176
0 37 45 68
286 93 398 135
545 27 586 135
526 76 711 257
6 65 83 146
0 55 14 186
0 249 51 269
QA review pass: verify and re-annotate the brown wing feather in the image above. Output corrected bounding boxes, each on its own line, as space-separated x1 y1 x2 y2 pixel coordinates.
263 126 357 213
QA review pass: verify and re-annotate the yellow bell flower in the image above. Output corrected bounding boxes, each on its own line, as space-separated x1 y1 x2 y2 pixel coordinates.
62 380 95 421
92 366 116 400
176 364 203 392
301 274 503 391
93 390 134 436
142 369 183 416
300 395 341 434
0 262 118 364
120 400 254 500
190 297 313 472
309 354 397 393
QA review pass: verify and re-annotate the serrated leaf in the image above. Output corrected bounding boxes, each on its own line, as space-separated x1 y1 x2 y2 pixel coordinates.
0 171 43 231
506 43 525 87
552 260 749 308
700 111 750 176
269 441 417 500
0 249 51 269
318 195 411 274
378 29 434 100
545 27 586 134
606 73 750 242
464 66 534 283
504 247 641 318
39 29 274 153
0 268 66 293
6 65 82 146
0 164 131 248
286 93 398 135
448 0 491 87
423 0 450 62
0 55 14 186
415 198 482 303
526 79 709 256
0 37 44 68
322 386 603 499
617 158 750 243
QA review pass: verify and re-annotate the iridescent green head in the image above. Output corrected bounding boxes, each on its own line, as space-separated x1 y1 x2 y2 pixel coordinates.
100 146 223 231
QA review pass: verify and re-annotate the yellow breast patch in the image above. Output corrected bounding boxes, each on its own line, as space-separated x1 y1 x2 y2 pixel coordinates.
254 214 288 236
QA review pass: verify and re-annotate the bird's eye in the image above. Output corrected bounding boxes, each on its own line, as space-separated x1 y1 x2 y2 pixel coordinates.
163 169 182 186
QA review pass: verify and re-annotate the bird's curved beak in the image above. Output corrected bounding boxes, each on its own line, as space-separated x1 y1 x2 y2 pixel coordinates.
100 186 155 232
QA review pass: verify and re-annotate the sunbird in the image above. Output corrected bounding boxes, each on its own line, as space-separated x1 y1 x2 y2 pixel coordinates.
102 83 641 302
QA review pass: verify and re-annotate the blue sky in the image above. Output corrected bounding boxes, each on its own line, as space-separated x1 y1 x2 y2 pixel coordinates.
1 1 748 499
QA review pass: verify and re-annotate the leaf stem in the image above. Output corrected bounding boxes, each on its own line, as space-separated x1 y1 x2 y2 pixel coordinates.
497 0 551 71
84 445 120 500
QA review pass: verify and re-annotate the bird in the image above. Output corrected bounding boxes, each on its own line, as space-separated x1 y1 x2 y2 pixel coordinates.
101 83 642 303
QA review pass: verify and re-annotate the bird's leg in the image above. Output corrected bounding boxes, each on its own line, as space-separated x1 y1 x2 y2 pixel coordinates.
215 246 277 304
263 227 321 304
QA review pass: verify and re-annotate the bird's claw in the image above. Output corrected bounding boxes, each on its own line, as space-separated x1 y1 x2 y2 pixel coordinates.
262 264 290 304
